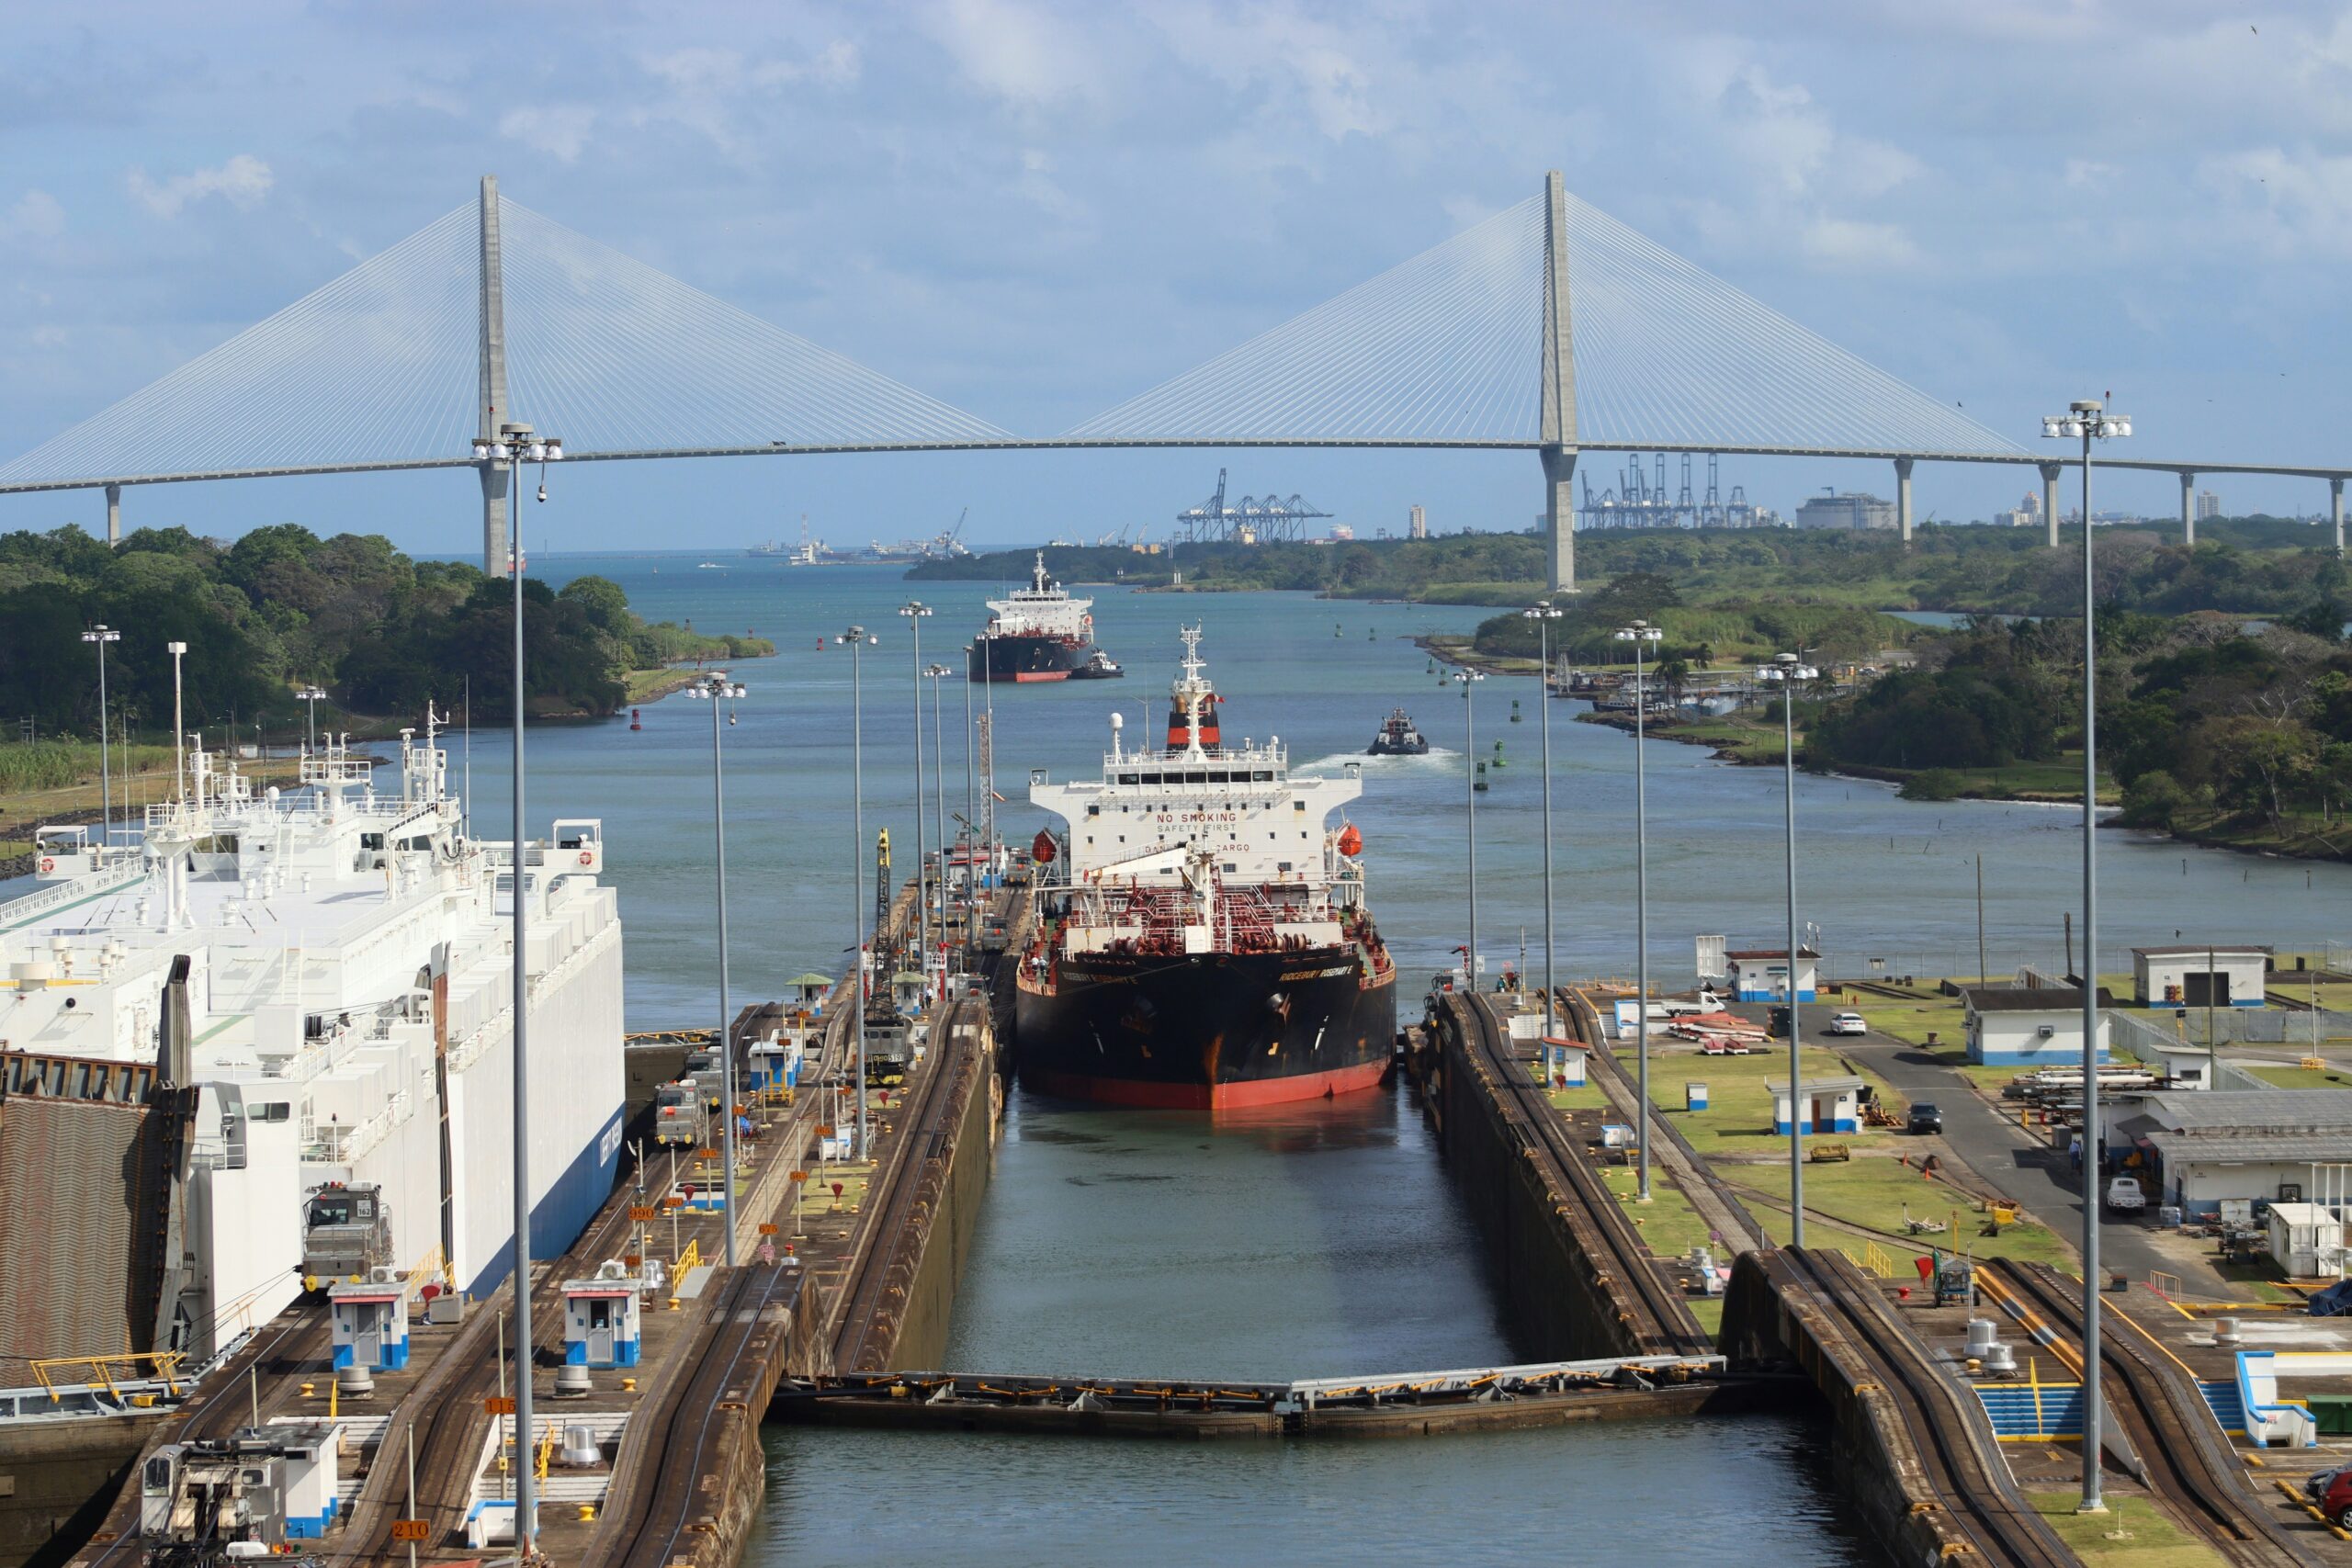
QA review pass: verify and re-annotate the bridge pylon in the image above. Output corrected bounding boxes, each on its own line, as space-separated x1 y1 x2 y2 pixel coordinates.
1539 170 1577 593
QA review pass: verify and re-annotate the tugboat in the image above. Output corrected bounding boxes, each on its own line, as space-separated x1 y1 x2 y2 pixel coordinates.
1069 649 1125 681
1015 627 1396 1108
967 552 1109 682
1367 708 1430 756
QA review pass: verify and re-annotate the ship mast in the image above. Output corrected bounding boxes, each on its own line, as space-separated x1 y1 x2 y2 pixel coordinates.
1173 625 1209 759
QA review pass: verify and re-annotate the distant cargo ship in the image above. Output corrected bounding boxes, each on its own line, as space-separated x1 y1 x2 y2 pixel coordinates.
1015 627 1396 1107
968 552 1113 682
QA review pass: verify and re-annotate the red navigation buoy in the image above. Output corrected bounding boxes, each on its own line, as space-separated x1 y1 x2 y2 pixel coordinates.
816 637 825 650
628 707 642 731
1337 823 1362 856
1031 829 1057 864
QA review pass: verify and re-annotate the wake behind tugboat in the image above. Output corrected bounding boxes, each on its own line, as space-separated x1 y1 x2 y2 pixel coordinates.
1014 626 1397 1108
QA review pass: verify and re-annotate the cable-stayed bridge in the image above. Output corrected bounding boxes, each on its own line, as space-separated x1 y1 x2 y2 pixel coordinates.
2 173 2342 588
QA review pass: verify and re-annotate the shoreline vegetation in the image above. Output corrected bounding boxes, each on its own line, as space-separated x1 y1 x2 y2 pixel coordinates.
922 525 2348 865
0 523 773 870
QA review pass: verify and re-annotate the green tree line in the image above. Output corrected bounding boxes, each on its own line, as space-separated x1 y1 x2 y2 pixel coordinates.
0 523 765 739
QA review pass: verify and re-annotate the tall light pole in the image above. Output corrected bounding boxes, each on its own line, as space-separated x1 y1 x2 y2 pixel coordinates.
1772 649 1810 1247
1615 618 1663 1202
838 625 877 1159
468 421 560 1551
684 671 746 1266
297 685 328 757
898 602 933 967
1523 602 1565 1042
166 642 189 807
960 648 977 935
80 626 119 845
925 662 952 963
2041 397 2130 1515
1452 668 1486 990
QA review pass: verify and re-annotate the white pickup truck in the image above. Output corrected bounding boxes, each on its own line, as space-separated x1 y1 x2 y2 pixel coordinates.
2104 1175 2147 1213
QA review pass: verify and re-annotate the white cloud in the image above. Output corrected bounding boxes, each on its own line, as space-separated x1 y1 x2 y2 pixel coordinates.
2064 157 2117 189
927 0 1103 108
2197 146 2352 259
501 105 597 163
1802 218 1920 270
4 190 65 242
126 154 273 218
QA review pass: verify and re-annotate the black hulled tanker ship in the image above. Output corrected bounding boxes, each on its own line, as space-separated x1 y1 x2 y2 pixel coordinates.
967 551 1114 682
1015 626 1396 1108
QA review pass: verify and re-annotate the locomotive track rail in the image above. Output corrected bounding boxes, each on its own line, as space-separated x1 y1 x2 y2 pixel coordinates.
587 1261 797 1568
335 1139 666 1562
1983 1261 2324 1567
1772 1247 2074 1568
75 1306 335 1568
1445 992 1708 1357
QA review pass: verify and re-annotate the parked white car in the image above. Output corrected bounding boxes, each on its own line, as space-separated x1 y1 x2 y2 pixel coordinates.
1825 1011 1868 1037
2105 1176 2147 1213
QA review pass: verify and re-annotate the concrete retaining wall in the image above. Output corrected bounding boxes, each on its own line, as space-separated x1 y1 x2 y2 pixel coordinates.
0 1416 169 1568
1414 1010 1645 1360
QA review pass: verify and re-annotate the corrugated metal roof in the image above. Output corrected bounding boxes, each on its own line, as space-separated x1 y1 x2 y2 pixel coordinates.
1961 987 2117 1012
2144 1129 2352 1164
2131 944 2273 957
2140 1089 2352 1133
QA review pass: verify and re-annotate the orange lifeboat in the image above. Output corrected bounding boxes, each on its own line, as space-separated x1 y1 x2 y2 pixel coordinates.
1337 824 1362 856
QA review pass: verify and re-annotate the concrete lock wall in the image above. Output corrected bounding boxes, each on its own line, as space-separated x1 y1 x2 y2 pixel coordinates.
1430 1010 1644 1359
1717 1255 1973 1568
0 1413 173 1568
879 1024 1001 1372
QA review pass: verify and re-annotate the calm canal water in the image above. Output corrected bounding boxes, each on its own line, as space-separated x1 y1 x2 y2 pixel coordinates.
463 552 2345 1565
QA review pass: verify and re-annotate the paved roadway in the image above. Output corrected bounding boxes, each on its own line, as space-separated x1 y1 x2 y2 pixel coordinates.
1823 1025 2178 1286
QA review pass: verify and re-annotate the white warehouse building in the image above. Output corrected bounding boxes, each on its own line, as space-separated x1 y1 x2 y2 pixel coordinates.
2131 944 2270 1009
2111 1090 2352 1218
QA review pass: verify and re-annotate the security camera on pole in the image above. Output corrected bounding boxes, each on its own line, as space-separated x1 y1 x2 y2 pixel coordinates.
1521 601 1565 1043
684 671 747 1265
80 626 120 846
1613 617 1663 1202
1451 668 1486 990
2041 396 2129 1516
466 422 561 1553
837 625 878 1159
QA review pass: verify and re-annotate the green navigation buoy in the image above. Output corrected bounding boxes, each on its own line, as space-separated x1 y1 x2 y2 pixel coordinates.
1510 699 1522 723
1474 760 1490 792
1491 739 1508 767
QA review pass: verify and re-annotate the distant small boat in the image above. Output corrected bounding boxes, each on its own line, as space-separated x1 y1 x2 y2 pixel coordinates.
1069 649 1125 681
696 561 725 570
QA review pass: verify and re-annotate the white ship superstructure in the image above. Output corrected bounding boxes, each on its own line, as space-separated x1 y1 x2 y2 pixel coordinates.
0 717 623 1358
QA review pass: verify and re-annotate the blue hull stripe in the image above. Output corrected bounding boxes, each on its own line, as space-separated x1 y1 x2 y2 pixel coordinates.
464 1111 623 1299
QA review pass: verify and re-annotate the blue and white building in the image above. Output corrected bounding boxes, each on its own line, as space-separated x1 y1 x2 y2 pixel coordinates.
1726 947 1818 1003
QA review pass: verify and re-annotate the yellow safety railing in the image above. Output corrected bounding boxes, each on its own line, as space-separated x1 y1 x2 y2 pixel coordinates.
32 1351 186 1402
668 1238 703 1310
537 1420 556 1482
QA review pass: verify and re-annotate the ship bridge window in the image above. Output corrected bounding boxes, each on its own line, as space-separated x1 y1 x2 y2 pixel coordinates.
1117 774 1139 785
254 1102 290 1122
1140 773 1164 784
1293 801 1306 811
1087 806 1100 817
1222 863 1238 873
1252 770 1273 782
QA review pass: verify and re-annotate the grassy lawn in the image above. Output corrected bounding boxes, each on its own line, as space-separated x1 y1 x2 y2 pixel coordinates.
2245 1065 2352 1089
1659 1045 1898 1156
2026 1491 2224 1568
1719 1156 2074 1269
1845 986 1967 1055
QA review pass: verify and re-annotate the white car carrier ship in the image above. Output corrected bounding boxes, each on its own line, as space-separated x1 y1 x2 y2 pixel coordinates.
0 713 624 1368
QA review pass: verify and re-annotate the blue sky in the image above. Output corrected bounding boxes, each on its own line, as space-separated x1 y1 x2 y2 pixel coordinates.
3 1 2349 556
